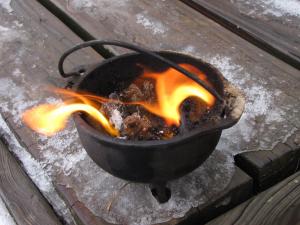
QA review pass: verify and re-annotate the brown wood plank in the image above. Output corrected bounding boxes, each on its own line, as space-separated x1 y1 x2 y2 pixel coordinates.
182 0 300 70
205 171 300 225
0 140 62 225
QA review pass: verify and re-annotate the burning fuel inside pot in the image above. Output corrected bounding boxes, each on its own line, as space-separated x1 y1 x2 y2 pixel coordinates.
22 63 215 138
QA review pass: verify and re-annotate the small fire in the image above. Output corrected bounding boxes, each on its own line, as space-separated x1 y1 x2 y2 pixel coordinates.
22 97 119 137
135 64 215 125
22 63 215 137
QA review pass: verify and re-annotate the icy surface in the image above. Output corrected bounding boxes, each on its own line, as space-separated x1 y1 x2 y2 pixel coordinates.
0 115 76 224
67 0 129 17
136 13 168 35
0 0 13 13
72 149 234 225
0 197 16 225
234 0 300 18
182 46 299 152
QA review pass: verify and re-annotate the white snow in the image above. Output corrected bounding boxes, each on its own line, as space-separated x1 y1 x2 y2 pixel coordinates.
0 0 13 13
181 46 297 152
136 13 167 35
0 25 22 51
0 197 16 225
235 0 300 18
0 115 76 224
67 0 129 17
67 0 168 35
263 0 300 17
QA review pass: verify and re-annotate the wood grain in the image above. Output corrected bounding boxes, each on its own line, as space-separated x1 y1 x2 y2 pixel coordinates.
0 0 100 224
174 168 252 225
205 171 300 225
182 0 300 70
0 140 62 225
235 130 300 192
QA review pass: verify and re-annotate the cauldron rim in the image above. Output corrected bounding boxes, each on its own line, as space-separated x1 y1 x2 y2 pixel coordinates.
72 51 244 148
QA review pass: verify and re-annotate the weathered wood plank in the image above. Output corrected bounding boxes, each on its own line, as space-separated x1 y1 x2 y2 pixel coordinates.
205 171 300 225
1 0 299 224
174 168 252 225
0 140 62 225
182 0 300 70
0 0 100 224
235 130 300 192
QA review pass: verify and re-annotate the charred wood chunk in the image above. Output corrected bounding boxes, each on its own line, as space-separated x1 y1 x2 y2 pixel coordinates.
121 80 156 102
122 112 152 139
142 80 155 102
122 83 144 101
182 97 208 123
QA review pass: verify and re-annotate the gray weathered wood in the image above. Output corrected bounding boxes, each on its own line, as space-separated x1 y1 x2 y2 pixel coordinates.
0 0 100 224
1 0 299 224
235 130 300 192
171 168 252 225
205 171 300 225
0 140 62 225
182 0 300 70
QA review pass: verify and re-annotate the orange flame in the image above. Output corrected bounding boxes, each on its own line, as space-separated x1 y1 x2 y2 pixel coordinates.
22 63 215 137
22 102 119 137
135 64 215 125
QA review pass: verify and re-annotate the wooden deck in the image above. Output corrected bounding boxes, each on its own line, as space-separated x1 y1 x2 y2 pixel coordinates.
0 0 299 224
0 140 62 225
206 171 300 225
182 0 300 70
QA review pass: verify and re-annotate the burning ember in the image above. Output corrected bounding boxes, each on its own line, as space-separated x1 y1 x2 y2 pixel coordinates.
22 63 216 139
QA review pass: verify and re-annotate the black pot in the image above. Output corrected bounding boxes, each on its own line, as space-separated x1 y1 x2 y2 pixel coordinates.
59 40 245 185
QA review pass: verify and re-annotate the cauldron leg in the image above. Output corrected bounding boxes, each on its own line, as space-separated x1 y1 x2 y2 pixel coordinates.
150 183 171 203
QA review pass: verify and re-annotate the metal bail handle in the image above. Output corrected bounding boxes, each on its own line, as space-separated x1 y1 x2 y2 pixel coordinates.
58 40 223 102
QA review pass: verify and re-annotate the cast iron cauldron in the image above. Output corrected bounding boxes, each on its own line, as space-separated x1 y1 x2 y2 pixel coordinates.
58 40 245 196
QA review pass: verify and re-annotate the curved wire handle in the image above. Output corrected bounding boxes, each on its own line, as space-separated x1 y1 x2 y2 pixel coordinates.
58 40 223 102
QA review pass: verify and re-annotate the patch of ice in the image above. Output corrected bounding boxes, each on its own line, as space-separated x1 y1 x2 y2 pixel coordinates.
13 20 23 28
264 0 300 17
67 0 129 18
68 0 128 10
12 68 22 77
182 45 196 55
72 146 234 225
0 78 39 125
0 25 22 50
235 0 300 18
0 114 76 225
38 128 87 177
0 0 13 13
208 56 286 150
136 13 167 35
0 197 16 225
